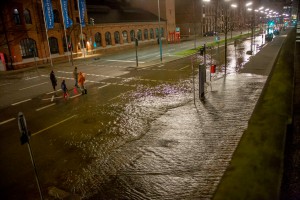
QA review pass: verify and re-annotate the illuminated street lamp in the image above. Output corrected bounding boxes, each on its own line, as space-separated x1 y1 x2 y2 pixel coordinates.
157 0 162 62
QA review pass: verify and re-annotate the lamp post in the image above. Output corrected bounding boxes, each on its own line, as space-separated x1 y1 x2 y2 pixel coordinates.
158 0 162 62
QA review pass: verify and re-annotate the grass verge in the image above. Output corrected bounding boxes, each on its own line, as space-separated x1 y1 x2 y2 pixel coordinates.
212 30 295 200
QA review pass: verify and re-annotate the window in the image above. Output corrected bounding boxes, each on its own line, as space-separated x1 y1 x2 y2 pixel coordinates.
13 8 21 25
94 32 101 48
49 37 59 54
137 29 142 40
53 10 60 23
20 38 37 58
155 28 159 38
122 31 128 43
114 31 120 44
24 9 32 24
130 30 135 42
150 28 154 39
105 32 111 45
74 0 78 10
144 29 148 40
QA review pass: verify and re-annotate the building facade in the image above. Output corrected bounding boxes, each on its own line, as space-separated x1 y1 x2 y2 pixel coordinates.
0 0 168 69
0 0 270 70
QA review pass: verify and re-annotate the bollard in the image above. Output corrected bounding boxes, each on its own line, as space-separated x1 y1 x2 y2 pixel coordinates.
199 64 205 100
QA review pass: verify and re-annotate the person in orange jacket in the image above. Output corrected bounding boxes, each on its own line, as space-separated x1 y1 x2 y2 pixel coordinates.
78 72 86 94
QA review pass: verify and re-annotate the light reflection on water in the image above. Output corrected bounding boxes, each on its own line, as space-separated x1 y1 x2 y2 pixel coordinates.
61 35 268 199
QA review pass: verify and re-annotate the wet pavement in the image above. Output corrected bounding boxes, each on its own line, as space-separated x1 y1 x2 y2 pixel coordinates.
0 29 291 199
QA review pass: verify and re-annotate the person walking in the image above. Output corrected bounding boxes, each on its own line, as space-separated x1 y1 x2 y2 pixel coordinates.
50 70 57 91
78 72 86 95
61 80 69 99
73 67 79 87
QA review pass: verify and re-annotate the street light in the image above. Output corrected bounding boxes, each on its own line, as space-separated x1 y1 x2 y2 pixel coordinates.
223 0 236 74
157 0 162 63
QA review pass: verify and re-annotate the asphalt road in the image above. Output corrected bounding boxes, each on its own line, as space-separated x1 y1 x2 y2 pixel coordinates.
0 29 262 199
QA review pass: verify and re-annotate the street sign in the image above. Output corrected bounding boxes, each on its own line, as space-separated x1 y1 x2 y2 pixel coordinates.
18 112 29 145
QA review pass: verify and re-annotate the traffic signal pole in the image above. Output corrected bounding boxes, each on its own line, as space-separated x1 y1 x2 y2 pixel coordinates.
18 112 43 200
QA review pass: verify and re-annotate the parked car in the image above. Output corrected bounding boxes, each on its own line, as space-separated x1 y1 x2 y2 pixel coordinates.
204 31 217 37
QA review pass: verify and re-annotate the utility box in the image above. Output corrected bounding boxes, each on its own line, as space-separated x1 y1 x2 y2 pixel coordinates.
210 65 216 73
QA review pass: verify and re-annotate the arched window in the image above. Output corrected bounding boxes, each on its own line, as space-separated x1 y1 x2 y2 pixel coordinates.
105 32 111 45
130 30 135 42
122 31 128 43
49 37 59 54
20 38 37 58
74 0 78 10
24 9 32 24
150 28 154 39
13 8 21 25
53 10 60 23
137 29 142 40
155 28 159 38
144 29 148 40
94 32 101 48
114 31 120 44
63 35 72 52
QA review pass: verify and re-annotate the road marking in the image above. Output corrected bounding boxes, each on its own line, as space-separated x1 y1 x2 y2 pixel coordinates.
69 94 82 99
11 99 32 106
46 89 62 95
180 65 190 70
19 82 48 90
0 118 16 125
25 76 39 80
36 103 56 111
31 115 77 136
42 96 63 101
106 59 145 63
98 83 111 89
0 83 12 87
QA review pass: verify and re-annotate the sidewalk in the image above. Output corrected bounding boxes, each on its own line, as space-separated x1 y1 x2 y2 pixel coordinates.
213 28 297 199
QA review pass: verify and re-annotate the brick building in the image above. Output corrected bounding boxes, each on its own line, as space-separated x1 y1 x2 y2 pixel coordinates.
0 0 250 70
0 0 171 70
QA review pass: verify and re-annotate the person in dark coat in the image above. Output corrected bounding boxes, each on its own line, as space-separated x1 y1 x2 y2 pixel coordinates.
50 70 57 91
61 79 69 99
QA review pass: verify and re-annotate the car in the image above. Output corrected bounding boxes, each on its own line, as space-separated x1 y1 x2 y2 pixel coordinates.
204 31 217 37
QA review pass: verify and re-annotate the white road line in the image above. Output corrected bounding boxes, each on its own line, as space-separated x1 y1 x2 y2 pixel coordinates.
11 99 32 106
69 94 82 99
31 115 77 136
98 83 111 89
46 89 62 95
0 83 12 87
42 96 63 101
0 118 16 125
106 59 145 63
25 76 39 80
180 65 190 70
19 82 48 90
36 103 56 111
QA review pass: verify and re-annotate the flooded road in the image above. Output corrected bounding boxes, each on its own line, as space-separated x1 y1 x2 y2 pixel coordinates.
0 33 275 199
50 35 268 199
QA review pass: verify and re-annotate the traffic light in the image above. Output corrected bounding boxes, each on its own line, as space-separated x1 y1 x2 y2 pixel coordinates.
199 45 206 56
90 18 94 25
268 20 275 27
68 43 72 51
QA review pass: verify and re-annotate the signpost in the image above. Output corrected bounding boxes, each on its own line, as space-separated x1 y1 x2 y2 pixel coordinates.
18 112 43 200
135 38 138 67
